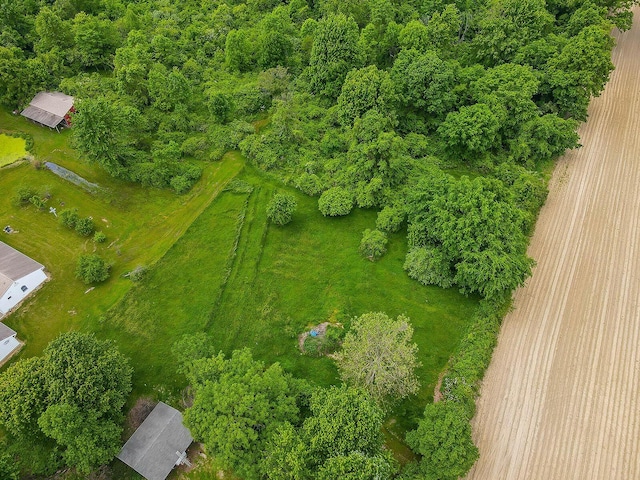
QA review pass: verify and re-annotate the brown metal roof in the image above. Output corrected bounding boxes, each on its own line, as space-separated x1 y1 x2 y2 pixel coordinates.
21 92 74 128
0 323 16 342
0 242 44 281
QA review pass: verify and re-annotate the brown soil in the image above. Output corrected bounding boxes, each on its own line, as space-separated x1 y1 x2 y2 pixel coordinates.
467 10 640 479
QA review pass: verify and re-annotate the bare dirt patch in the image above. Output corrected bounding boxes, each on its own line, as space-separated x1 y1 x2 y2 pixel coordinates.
467 10 640 479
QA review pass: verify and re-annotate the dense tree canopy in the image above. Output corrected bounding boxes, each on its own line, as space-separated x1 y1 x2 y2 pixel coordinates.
0 333 132 473
183 348 308 480
0 0 634 475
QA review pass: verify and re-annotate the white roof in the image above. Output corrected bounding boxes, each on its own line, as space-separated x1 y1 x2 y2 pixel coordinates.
0 242 44 297
28 92 74 117
21 92 74 128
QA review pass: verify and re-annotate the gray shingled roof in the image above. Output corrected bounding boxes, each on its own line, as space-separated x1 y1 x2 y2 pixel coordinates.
117 402 193 480
0 323 16 342
21 92 74 128
0 242 44 297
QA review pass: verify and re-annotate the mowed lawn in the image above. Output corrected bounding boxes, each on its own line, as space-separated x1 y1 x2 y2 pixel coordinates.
0 110 243 362
102 166 479 463
0 133 27 167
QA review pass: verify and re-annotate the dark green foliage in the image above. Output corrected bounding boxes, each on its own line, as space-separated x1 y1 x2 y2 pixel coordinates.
359 229 388 261
317 452 396 480
75 253 110 284
12 185 37 206
437 103 502 162
404 246 455 289
0 357 47 438
267 192 297 225
406 171 534 298
59 208 80 228
337 65 396 125
93 231 106 243
74 216 95 236
0 447 19 480
0 333 132 473
303 385 385 461
262 386 396 479
307 14 361 99
391 49 458 122
183 349 307 480
406 402 479 480
318 187 354 216
376 205 404 233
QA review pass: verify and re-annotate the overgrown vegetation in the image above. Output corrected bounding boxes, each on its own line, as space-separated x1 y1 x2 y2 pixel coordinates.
0 333 132 474
0 0 634 476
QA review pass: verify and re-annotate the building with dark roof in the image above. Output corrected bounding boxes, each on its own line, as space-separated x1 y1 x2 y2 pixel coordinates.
21 92 75 131
117 402 193 480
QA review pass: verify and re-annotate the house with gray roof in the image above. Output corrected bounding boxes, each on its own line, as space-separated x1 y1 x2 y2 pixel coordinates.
0 241 47 317
21 91 75 131
117 402 193 480
0 323 19 365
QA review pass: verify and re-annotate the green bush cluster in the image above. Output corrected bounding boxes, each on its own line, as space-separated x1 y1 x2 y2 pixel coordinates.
59 208 96 238
318 187 353 217
359 229 388 261
266 192 297 226
12 186 38 206
75 254 110 285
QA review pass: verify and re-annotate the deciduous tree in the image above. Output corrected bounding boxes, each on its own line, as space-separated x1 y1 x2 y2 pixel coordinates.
336 312 420 403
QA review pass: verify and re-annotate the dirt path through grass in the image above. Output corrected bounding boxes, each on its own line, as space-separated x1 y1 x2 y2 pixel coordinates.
467 10 640 479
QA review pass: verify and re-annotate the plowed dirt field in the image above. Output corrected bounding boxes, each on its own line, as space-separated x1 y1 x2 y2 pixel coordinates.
467 9 640 480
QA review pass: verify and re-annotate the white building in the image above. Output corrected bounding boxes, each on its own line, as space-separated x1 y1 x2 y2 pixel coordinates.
0 323 19 364
0 241 47 316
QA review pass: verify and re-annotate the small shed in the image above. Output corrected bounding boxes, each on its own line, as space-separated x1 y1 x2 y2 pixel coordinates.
0 323 20 365
21 92 75 131
0 241 47 317
117 402 193 480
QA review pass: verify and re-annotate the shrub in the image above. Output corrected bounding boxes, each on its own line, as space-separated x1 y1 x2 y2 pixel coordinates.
359 229 388 261
75 254 110 285
29 195 47 210
376 206 405 233
93 231 106 243
12 186 37 206
404 246 455 289
128 266 147 282
266 193 297 226
75 217 95 237
59 209 80 229
318 187 353 216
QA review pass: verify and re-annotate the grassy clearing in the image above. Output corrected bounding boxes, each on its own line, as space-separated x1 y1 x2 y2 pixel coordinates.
0 109 478 476
102 166 479 466
0 110 242 375
0 133 27 167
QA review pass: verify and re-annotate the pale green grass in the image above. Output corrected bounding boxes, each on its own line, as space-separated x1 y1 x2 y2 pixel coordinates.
0 134 27 167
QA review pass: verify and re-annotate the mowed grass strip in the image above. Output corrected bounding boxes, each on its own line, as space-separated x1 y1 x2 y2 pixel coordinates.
104 166 479 444
0 134 27 167
0 111 244 361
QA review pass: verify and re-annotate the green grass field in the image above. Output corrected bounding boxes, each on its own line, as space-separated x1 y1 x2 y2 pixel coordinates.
101 166 479 468
0 133 27 167
0 110 479 477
